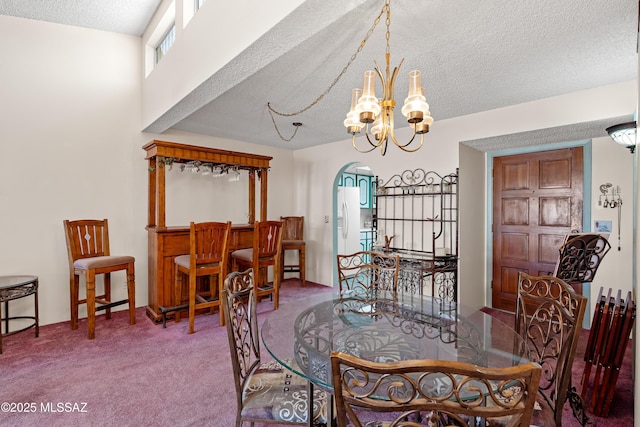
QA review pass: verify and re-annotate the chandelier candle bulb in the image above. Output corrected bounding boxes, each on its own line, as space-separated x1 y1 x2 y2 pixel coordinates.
355 70 381 123
401 70 430 123
343 88 363 134
371 115 383 140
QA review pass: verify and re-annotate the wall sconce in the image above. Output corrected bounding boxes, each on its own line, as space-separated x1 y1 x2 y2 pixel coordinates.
606 121 636 153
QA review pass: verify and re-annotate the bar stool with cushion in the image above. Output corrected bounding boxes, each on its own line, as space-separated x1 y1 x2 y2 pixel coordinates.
63 219 136 340
280 216 306 287
174 221 231 333
230 220 283 310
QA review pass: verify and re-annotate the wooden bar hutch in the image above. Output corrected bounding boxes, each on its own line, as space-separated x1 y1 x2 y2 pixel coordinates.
143 140 272 322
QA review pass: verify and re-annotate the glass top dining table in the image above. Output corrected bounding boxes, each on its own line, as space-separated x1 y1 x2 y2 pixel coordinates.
261 289 529 392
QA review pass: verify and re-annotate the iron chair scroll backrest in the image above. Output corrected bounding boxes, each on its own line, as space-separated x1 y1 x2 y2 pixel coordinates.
553 233 611 284
222 269 260 405
337 251 400 295
515 272 587 426
331 351 542 427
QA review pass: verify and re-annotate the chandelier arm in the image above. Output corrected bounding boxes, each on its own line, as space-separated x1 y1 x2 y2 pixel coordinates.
363 129 384 148
352 134 378 153
373 62 388 101
390 122 425 152
388 60 402 102
386 112 424 152
397 134 425 152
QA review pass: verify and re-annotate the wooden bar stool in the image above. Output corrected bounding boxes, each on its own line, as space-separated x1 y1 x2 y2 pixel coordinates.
280 216 306 287
63 219 136 340
231 220 283 309
174 221 231 333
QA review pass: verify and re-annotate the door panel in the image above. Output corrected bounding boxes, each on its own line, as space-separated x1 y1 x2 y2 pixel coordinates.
492 147 583 311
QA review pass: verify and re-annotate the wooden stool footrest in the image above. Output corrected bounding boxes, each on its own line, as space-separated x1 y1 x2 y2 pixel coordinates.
95 299 129 312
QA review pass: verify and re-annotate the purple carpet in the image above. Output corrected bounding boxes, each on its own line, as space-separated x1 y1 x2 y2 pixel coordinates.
1 280 633 426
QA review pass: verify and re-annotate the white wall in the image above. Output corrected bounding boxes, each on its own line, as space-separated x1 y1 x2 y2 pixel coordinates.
588 135 635 304
458 144 487 309
0 16 295 327
0 15 144 326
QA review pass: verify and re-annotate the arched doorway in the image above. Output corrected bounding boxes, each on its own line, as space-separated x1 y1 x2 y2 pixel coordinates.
332 162 376 287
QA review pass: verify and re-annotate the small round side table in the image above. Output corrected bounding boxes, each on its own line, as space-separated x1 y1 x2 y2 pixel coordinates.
0 275 39 354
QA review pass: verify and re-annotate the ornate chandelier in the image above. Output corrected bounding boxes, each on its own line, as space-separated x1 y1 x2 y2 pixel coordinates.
344 0 433 155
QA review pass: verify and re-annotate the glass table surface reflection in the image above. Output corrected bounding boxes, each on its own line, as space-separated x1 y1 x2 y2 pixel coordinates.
261 290 529 392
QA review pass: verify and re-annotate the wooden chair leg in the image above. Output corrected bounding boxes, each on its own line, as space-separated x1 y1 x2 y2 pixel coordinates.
127 263 136 325
0 303 3 353
299 247 306 287
175 268 183 323
70 275 80 330
280 249 287 282
86 270 96 340
188 273 196 334
208 275 217 315
104 272 112 320
218 272 225 326
34 286 39 337
273 263 280 310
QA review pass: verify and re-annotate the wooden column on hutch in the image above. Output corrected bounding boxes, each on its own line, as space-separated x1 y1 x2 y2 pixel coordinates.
143 140 272 322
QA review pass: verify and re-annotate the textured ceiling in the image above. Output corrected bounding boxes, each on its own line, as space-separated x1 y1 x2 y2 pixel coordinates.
160 0 640 150
462 115 635 152
1 0 637 150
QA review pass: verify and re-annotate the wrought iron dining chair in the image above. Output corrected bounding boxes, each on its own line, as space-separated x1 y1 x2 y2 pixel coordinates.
337 251 400 295
222 269 327 426
331 351 542 427
174 221 231 333
230 220 284 309
553 233 611 285
280 216 306 286
515 272 588 426
63 219 136 340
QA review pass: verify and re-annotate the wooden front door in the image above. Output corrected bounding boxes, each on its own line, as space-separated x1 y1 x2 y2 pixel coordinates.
492 147 583 311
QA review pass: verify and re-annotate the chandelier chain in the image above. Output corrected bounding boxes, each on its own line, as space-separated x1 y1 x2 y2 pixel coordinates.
385 0 391 59
267 115 301 142
267 0 390 132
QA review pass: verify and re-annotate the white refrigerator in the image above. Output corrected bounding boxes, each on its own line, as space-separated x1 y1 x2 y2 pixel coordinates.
337 187 361 254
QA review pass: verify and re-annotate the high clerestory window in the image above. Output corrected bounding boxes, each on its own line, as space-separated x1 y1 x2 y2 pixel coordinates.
155 24 176 64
